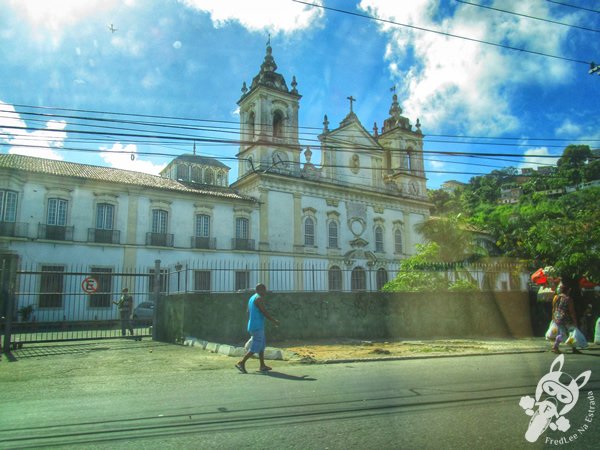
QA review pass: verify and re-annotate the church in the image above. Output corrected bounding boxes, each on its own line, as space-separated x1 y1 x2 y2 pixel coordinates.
0 44 431 313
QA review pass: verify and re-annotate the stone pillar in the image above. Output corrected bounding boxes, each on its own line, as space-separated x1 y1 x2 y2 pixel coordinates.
258 187 270 251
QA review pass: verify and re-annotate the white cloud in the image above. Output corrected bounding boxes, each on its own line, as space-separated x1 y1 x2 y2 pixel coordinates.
180 0 324 33
555 119 582 137
359 0 572 136
0 101 66 160
100 142 166 175
7 0 121 47
519 146 559 170
173 40 182 49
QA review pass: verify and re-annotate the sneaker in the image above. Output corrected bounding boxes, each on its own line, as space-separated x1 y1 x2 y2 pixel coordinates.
551 347 561 354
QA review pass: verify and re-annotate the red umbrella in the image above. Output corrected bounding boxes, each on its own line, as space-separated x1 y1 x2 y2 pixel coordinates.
531 268 547 285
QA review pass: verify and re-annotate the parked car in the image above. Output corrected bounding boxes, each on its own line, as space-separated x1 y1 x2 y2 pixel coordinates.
132 302 154 322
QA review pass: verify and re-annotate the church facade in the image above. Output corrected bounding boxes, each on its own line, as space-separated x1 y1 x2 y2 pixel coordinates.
0 45 430 319
232 44 430 290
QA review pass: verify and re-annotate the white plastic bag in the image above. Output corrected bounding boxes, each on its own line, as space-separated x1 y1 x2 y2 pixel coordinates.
244 337 253 351
545 322 559 340
565 327 588 349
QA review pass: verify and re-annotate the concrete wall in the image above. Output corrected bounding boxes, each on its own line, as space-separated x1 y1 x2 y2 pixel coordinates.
155 291 533 346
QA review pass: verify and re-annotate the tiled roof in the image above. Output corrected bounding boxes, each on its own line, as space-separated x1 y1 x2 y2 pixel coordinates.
0 154 255 202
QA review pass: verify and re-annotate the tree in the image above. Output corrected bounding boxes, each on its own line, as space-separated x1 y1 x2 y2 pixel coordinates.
383 243 480 292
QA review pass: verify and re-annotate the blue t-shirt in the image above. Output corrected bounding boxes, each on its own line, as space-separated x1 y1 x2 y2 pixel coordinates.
247 293 265 332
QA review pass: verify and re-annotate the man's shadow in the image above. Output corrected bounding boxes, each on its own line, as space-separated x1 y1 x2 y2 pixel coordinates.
257 371 317 381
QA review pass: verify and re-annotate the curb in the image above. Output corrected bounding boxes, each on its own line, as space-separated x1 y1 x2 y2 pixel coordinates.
183 336 283 360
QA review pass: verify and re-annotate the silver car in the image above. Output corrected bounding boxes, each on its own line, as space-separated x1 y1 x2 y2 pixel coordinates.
132 302 154 321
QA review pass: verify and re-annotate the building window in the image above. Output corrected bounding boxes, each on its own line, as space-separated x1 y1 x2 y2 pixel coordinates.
0 190 17 222
47 198 68 226
376 268 388 291
39 265 64 308
273 110 284 137
216 172 225 186
394 229 403 254
304 217 315 246
328 220 338 248
152 209 168 234
89 267 112 308
176 164 188 181
195 214 210 238
328 266 342 291
235 271 250 291
236 217 249 239
191 166 202 183
375 226 384 252
205 168 214 185
351 266 366 291
194 270 211 292
96 203 114 230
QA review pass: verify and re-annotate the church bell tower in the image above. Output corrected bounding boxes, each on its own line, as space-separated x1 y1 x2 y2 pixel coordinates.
236 44 302 179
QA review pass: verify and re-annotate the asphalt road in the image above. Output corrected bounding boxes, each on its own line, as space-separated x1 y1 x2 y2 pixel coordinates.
0 351 598 449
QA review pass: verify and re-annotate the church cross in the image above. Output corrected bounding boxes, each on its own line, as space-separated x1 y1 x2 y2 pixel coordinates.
347 95 356 112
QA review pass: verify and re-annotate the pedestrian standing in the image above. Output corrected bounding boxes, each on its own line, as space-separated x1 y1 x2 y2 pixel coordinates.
114 288 134 337
236 283 279 374
551 284 578 354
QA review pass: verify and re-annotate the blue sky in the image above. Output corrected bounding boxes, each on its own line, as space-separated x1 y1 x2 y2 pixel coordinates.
1 0 599 189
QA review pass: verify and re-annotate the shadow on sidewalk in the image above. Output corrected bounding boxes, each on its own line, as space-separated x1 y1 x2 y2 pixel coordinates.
262 371 317 381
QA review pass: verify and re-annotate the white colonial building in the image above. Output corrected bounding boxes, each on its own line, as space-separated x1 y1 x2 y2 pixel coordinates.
0 44 431 320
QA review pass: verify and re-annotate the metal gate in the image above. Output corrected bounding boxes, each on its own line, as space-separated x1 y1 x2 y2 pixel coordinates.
2 260 161 349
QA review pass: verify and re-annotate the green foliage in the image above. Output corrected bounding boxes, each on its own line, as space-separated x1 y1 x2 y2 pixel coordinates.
448 279 480 292
425 144 600 283
382 243 482 292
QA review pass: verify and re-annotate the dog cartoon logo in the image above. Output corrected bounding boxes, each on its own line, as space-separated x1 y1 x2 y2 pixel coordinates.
519 354 591 443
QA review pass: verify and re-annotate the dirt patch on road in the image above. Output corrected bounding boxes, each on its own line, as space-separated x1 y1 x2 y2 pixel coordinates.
277 338 548 362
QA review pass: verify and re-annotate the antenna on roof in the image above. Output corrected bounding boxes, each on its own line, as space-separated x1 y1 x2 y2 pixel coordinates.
193 141 196 156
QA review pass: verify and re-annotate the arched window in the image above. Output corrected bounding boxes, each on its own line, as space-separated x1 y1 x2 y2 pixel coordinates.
394 229 403 254
328 220 338 248
216 172 224 186
152 209 168 234
195 214 210 238
351 267 366 291
236 217 249 239
248 111 255 139
205 168 214 185
273 110 284 138
304 217 315 246
376 268 388 291
328 266 342 291
96 203 114 230
191 166 202 183
375 226 384 253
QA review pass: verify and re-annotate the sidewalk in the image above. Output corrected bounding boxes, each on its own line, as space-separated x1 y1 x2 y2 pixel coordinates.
187 337 597 364
2 337 597 378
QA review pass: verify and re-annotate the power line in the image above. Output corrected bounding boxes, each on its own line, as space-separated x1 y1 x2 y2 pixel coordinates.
0 105 600 148
292 0 591 65
546 0 600 14
4 103 600 145
456 0 600 33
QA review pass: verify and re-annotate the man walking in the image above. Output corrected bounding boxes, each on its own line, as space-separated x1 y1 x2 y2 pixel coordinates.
236 283 279 373
114 288 134 337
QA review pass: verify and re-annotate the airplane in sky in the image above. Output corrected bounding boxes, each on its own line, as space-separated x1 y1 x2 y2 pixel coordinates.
108 24 117 33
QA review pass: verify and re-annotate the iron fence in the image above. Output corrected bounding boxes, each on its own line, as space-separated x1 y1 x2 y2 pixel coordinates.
2 258 529 348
